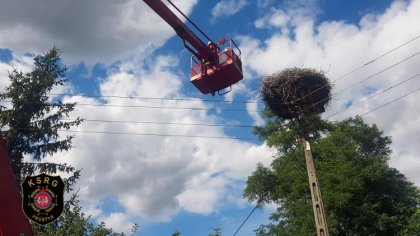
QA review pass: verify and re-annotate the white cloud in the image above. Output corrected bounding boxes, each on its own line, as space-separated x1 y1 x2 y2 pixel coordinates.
256 0 275 9
254 0 319 31
0 52 34 93
211 0 249 20
255 8 291 29
0 0 198 65
247 99 264 126
99 212 134 234
240 0 420 187
20 49 273 223
0 62 12 92
178 175 227 214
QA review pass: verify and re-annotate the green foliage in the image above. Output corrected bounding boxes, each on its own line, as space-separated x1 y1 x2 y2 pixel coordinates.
245 116 419 235
0 47 82 187
172 230 181 236
401 208 420 235
130 223 140 235
208 226 222 236
171 226 223 236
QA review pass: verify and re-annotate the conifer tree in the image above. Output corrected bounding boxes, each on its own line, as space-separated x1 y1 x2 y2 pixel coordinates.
0 47 82 188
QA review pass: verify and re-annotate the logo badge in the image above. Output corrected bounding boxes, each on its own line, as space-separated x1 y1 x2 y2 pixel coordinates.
21 173 65 225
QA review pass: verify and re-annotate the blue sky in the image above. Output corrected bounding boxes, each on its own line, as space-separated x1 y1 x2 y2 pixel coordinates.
1 0 420 235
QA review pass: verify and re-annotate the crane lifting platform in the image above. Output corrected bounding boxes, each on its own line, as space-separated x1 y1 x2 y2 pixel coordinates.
143 0 243 95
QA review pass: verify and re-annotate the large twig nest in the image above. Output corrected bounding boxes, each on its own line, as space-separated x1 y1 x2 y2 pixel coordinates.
261 68 332 119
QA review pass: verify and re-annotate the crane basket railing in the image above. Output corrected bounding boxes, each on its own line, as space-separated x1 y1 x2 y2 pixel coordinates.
190 38 241 78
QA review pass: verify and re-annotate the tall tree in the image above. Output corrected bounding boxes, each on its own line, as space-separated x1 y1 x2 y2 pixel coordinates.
0 47 82 188
244 114 419 235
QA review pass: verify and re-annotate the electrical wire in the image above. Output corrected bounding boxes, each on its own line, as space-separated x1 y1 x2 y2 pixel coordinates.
326 73 420 119
43 48 419 114
360 86 420 117
49 93 261 104
61 118 254 128
0 100 260 112
3 127 258 141
58 130 258 141
334 34 420 83
290 34 420 104
232 204 259 236
73 103 260 112
302 51 420 113
48 34 420 109
335 51 420 94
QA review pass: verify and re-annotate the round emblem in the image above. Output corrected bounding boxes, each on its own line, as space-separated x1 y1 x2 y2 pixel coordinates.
34 188 52 210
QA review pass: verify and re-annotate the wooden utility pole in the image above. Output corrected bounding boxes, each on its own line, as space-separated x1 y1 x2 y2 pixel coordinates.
302 137 329 236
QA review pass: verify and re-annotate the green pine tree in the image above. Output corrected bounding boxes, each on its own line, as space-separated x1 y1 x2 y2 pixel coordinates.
0 47 82 188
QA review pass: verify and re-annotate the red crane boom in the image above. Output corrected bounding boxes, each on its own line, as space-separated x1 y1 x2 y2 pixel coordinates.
143 0 243 95
143 0 212 60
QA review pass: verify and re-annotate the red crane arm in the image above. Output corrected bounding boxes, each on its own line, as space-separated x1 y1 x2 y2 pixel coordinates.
143 0 212 60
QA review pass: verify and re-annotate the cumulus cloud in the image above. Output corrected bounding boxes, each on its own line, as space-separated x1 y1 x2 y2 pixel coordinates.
99 213 135 234
240 0 420 186
0 0 198 65
0 44 274 223
211 0 249 21
254 8 291 29
18 49 273 223
254 0 318 31
246 99 264 126
0 52 34 94
0 62 12 91
256 0 275 9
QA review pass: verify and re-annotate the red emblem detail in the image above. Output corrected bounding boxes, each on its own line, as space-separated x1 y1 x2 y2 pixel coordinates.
34 188 52 209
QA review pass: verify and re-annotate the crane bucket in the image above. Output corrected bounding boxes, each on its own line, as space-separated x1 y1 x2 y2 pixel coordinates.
190 38 243 95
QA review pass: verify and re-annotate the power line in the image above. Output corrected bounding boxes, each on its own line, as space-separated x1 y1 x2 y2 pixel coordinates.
326 73 420 119
74 103 260 112
58 130 258 141
360 86 420 117
304 51 420 113
47 34 420 109
3 127 258 141
232 204 259 236
0 101 260 112
5 35 419 119
333 34 420 83
49 93 261 104
335 51 420 94
291 34 420 104
61 118 254 128
39 48 420 114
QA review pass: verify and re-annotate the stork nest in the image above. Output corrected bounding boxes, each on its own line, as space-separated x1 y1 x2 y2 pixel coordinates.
261 68 332 119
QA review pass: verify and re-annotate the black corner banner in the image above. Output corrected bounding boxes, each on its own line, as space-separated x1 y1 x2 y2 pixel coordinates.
21 173 65 225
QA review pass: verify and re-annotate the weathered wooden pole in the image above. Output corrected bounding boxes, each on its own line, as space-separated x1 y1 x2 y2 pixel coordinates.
260 68 332 236
302 137 329 236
